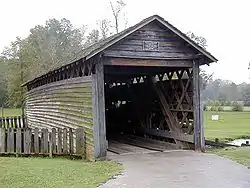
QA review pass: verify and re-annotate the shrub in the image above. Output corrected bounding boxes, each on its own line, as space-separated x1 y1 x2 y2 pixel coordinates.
203 104 207 111
217 106 224 111
225 101 232 106
231 101 243 112
210 106 217 111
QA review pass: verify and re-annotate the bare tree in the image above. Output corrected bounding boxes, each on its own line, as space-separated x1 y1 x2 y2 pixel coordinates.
186 31 207 49
109 0 126 33
97 19 112 39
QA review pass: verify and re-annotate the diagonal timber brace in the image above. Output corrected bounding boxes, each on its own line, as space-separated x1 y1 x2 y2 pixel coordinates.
149 76 190 148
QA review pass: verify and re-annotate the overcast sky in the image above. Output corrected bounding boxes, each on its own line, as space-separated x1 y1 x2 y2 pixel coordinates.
1 0 249 84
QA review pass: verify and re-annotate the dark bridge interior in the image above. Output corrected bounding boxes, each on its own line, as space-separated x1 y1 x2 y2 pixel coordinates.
104 64 194 153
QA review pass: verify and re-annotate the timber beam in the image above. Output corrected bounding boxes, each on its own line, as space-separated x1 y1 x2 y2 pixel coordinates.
104 58 193 67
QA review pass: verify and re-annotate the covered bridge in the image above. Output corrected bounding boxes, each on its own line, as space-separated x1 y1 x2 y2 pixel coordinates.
23 15 217 161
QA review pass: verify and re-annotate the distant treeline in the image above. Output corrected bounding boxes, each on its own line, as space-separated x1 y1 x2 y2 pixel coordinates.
203 79 250 106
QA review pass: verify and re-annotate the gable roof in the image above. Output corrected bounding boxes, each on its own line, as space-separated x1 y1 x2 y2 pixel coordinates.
79 14 217 62
23 14 217 86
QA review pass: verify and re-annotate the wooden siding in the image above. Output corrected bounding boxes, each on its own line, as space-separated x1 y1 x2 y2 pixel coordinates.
104 21 197 60
25 76 94 160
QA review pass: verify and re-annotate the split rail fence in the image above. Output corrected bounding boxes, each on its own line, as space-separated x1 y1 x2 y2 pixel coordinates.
0 127 85 158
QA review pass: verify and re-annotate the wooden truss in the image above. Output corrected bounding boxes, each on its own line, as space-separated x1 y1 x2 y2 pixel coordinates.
105 67 195 148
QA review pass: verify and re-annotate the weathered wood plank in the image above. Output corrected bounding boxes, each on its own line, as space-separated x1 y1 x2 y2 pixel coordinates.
104 58 193 67
25 75 94 157
16 128 22 154
92 57 107 159
63 128 68 154
34 128 39 154
205 139 237 148
43 129 48 153
193 60 204 151
76 128 84 157
24 128 31 154
104 50 197 60
57 128 62 154
69 128 73 154
0 128 5 153
51 128 56 154
26 76 92 93
7 128 11 153
9 128 14 153
141 127 194 143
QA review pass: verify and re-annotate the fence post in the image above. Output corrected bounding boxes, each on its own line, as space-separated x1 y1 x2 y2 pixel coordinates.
7 128 11 153
16 128 22 154
63 128 68 154
76 128 84 159
51 128 56 154
10 128 14 153
57 128 62 154
34 128 39 154
1 128 5 153
24 128 31 154
49 132 52 158
69 128 73 154
42 129 48 154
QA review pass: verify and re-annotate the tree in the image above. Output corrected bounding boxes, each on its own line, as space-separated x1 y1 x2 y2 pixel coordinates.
1 18 86 107
0 57 8 107
109 0 127 33
1 38 27 107
97 19 112 39
84 29 100 47
186 32 212 93
242 85 250 106
186 31 207 49
232 101 243 112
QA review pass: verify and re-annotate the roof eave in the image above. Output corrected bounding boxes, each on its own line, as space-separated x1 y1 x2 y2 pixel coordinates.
154 16 218 63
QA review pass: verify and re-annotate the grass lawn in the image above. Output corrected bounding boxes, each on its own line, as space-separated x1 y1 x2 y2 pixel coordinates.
204 111 250 141
207 106 250 111
209 147 250 166
0 157 122 188
0 108 22 117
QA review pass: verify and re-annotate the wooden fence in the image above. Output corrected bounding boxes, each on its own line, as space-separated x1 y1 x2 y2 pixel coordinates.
0 128 85 157
0 116 27 128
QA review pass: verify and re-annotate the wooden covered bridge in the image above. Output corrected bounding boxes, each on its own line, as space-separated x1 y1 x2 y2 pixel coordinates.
23 15 217 160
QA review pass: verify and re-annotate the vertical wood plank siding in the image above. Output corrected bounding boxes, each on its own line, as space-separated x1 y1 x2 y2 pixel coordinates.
25 76 94 160
104 21 197 59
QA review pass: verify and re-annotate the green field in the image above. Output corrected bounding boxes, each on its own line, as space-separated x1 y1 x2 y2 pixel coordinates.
204 111 250 141
210 147 250 166
0 108 22 117
0 157 122 188
207 106 250 111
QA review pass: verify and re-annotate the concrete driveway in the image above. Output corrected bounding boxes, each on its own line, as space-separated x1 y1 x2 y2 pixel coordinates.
100 150 250 188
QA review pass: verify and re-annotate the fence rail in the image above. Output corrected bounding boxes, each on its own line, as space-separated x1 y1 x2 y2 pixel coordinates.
0 128 85 157
0 116 27 128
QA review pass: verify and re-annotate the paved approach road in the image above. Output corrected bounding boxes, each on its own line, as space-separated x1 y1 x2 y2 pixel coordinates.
100 150 250 188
